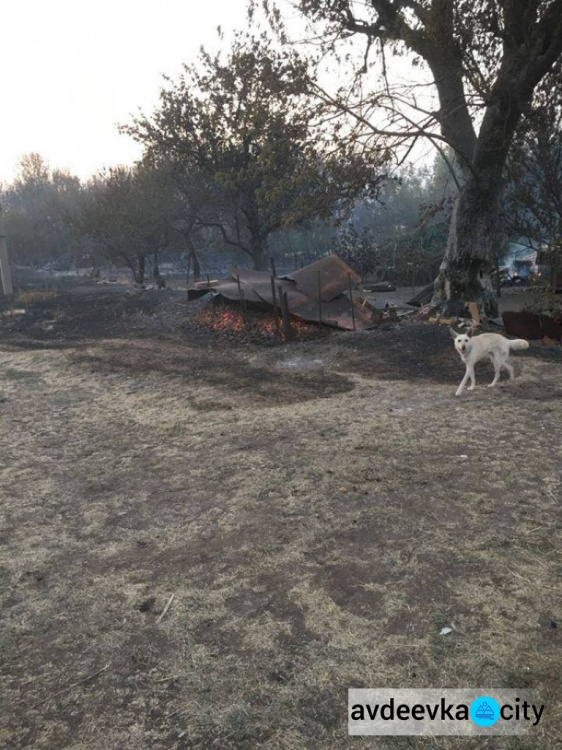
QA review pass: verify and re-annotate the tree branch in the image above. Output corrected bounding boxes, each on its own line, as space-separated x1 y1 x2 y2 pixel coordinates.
194 217 250 254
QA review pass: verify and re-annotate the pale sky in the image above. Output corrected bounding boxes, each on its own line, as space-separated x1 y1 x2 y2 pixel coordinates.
0 0 249 184
0 1 437 186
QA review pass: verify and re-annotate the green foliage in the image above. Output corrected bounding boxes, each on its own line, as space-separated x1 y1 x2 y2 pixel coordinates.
379 225 446 286
327 160 453 283
331 226 380 279
74 163 181 283
122 32 388 269
1 154 83 266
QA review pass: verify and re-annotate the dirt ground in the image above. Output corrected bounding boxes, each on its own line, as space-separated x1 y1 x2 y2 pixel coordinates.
1 287 561 750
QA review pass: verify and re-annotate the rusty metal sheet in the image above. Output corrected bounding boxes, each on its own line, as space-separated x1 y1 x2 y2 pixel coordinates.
502 311 562 341
212 275 297 306
229 268 278 285
207 281 265 304
187 255 376 330
283 255 361 302
209 281 373 329
287 294 376 330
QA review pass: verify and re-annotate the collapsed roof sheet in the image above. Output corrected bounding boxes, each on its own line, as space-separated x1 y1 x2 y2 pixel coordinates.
191 254 377 330
283 254 361 302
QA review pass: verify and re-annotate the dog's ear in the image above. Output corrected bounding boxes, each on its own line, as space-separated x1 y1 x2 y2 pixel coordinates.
449 326 458 339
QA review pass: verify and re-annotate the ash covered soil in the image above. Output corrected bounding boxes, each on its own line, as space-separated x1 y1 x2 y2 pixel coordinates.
1 287 562 750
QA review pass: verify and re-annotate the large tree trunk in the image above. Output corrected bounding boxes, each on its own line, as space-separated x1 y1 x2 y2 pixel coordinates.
432 87 525 317
241 190 268 270
185 234 201 282
248 228 267 270
432 165 504 318
135 254 146 285
190 247 201 282
349 0 562 319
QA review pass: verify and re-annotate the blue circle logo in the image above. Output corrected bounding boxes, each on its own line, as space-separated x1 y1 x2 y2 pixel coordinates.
470 696 500 727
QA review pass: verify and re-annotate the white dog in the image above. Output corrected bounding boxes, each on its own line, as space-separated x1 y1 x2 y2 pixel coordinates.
450 328 529 396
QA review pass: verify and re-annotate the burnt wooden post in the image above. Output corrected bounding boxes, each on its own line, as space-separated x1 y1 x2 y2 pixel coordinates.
551 250 559 294
348 273 356 331
271 276 281 340
0 206 13 297
278 285 293 340
317 271 323 326
270 257 277 278
206 273 211 290
235 273 249 328
282 291 293 340
277 284 285 329
240 288 249 329
186 253 192 290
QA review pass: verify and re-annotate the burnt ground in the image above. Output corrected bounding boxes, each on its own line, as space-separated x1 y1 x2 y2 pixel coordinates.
1 287 562 750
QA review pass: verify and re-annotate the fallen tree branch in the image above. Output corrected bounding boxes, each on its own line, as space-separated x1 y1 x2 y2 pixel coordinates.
156 594 176 624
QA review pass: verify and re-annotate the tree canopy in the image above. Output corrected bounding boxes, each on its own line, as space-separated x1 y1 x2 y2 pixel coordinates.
1 154 82 266
278 0 562 314
75 163 180 284
122 33 389 270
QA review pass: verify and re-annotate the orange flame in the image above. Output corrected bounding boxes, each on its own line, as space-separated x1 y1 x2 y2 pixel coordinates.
194 304 318 340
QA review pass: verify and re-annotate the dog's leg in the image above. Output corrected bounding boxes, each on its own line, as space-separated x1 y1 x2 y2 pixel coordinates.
488 355 501 387
456 366 474 396
503 360 514 381
467 365 476 391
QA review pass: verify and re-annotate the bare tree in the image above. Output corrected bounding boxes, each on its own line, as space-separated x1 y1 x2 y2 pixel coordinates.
280 0 562 315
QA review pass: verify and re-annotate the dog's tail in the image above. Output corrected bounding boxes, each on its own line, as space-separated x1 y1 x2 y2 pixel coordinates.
509 339 530 351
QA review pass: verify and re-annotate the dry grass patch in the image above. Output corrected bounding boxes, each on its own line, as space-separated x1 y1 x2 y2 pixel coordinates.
1 298 562 749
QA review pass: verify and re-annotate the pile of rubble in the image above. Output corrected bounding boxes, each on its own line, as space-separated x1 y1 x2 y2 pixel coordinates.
188 255 400 332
